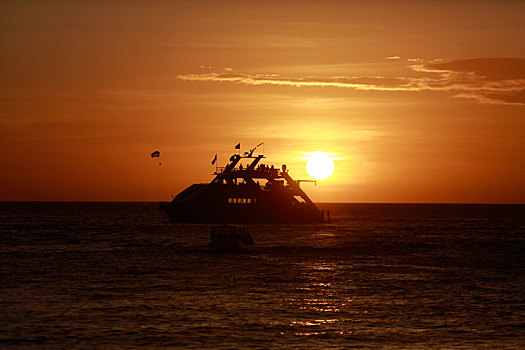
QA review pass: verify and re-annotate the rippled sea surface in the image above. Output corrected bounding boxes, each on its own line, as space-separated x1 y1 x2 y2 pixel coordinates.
1 202 524 349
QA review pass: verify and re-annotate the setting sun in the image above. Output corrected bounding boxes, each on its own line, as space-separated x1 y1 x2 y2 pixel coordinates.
305 152 335 180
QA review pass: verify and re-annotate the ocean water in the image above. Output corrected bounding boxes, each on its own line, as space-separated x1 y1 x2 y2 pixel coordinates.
0 202 524 349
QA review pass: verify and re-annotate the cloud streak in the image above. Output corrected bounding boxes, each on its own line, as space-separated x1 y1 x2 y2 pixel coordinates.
178 58 525 106
178 73 419 91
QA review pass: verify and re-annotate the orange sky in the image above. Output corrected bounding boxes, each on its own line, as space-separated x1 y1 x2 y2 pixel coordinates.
1 0 524 203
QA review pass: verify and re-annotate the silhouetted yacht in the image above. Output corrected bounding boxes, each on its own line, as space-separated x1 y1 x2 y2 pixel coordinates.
159 146 323 223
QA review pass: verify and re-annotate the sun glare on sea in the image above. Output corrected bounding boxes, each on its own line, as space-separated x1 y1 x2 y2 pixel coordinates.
305 152 335 180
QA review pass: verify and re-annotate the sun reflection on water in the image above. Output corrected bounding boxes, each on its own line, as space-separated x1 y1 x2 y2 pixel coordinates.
276 260 365 337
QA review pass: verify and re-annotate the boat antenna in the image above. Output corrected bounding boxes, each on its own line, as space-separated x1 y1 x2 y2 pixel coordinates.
256 142 264 156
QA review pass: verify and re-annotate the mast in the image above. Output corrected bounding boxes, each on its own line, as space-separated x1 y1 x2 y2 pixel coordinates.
211 154 241 183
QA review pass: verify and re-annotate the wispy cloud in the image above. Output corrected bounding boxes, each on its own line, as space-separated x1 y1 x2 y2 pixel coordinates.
421 58 525 105
178 73 419 91
178 58 525 106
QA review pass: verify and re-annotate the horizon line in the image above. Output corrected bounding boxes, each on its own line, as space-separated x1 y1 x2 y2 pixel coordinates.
1 200 523 205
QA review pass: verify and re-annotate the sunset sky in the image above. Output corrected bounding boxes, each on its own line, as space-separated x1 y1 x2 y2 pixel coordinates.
1 0 524 203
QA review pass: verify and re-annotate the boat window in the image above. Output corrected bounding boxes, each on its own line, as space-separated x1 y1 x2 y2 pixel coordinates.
228 198 259 204
294 195 306 203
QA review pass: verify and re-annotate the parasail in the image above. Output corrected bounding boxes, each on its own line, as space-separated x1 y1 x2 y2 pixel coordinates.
151 150 162 166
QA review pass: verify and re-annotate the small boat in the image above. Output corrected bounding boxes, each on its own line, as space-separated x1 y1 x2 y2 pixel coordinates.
209 225 254 252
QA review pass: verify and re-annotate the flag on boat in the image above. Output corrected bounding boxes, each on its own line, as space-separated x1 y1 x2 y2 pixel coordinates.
235 143 240 149
211 154 217 165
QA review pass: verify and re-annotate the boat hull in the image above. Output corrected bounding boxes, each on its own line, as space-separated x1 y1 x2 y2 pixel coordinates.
160 183 323 224
162 202 323 224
